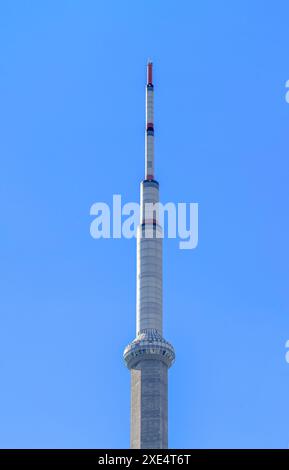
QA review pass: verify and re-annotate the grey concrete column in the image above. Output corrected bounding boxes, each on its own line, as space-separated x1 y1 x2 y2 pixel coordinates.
130 359 168 449
123 62 175 450
124 329 174 449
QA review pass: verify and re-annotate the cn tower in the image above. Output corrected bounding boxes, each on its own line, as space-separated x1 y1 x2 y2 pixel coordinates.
124 62 175 449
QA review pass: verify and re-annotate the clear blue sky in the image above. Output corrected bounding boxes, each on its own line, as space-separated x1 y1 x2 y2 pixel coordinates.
1 0 289 449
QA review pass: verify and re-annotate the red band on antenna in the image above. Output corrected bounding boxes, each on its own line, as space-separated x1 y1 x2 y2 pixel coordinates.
147 62 153 85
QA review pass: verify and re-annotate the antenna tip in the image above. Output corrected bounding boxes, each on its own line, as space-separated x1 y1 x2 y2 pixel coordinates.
147 61 153 85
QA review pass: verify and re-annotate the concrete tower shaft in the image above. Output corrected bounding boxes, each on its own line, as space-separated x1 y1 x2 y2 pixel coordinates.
137 179 162 334
124 62 175 449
